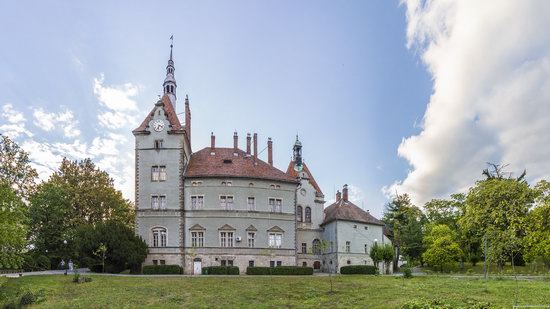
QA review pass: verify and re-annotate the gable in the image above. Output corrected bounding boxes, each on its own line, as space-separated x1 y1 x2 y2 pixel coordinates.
267 225 285 233
218 224 236 231
133 95 184 134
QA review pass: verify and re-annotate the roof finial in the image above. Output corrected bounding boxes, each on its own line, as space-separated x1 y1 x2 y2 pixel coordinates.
169 35 174 61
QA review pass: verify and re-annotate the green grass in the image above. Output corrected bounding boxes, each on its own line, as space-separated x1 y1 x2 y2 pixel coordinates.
421 262 550 275
1 274 549 308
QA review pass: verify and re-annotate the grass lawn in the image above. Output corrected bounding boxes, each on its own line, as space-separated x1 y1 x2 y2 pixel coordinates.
1 274 549 308
420 262 550 275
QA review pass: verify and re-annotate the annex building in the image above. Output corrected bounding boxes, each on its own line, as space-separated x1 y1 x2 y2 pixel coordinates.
133 45 392 274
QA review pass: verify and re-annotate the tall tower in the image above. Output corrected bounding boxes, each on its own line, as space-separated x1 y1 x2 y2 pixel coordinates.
163 37 177 109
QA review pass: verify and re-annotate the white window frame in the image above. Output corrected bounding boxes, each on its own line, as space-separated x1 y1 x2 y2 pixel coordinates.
152 227 167 247
159 195 166 210
268 232 283 248
247 232 255 248
159 166 166 181
151 195 159 210
191 195 204 210
151 166 160 182
247 197 256 211
220 195 234 210
220 231 234 247
346 241 351 253
191 231 204 247
268 198 283 213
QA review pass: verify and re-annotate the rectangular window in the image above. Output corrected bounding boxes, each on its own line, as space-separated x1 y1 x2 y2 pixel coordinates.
159 195 166 209
268 233 283 248
221 260 226 266
346 241 351 253
220 231 234 247
249 260 255 267
220 195 234 210
151 166 159 181
364 244 368 254
269 198 282 213
153 260 158 265
301 243 307 254
159 166 166 181
247 232 255 248
151 195 159 210
277 261 282 267
160 260 166 265
154 140 163 149
270 261 275 268
247 197 256 211
191 196 204 210
191 231 204 247
330 241 334 253
228 260 234 266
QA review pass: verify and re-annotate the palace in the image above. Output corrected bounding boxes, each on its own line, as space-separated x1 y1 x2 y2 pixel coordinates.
133 44 392 274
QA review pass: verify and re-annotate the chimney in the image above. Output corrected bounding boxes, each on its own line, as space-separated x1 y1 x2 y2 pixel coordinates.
210 132 215 155
233 132 238 155
336 190 341 202
246 133 251 156
185 95 191 146
253 133 258 165
343 184 349 202
267 138 273 166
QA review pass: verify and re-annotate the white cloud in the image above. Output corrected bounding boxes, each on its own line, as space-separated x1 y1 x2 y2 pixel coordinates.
0 104 33 138
32 107 81 138
93 74 139 130
388 0 550 205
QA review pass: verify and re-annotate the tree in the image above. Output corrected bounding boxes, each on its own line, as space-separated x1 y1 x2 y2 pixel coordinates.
28 182 73 259
48 158 134 227
75 221 147 273
0 182 28 269
381 244 395 274
369 243 383 271
524 180 550 266
461 176 534 270
422 224 462 272
0 135 38 199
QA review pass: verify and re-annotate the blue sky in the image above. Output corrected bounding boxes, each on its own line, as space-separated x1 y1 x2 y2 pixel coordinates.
2 1 548 217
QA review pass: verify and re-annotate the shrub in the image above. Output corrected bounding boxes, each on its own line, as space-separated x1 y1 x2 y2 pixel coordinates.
403 267 413 279
470 254 480 266
22 254 36 272
143 265 183 275
340 265 378 274
19 291 37 306
36 255 50 270
246 266 313 275
89 264 104 273
201 266 239 275
80 257 96 268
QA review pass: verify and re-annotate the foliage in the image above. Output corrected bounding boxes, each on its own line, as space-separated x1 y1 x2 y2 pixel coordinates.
75 221 148 273
422 224 463 272
369 243 383 269
35 255 50 270
523 180 550 265
201 266 239 275
142 265 183 275
401 299 492 309
381 244 395 274
461 177 534 269
47 158 134 227
403 267 413 278
246 266 313 275
89 264 104 273
0 135 38 199
0 183 27 269
340 265 378 274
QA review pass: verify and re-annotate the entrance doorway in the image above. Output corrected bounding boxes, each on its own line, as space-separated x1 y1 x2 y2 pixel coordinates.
193 258 202 275
313 261 321 270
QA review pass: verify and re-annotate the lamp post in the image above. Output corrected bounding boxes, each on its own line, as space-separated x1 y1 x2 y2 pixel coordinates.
63 240 68 275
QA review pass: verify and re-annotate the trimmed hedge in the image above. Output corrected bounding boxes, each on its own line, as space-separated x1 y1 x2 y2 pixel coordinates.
143 265 183 275
340 265 378 274
201 266 239 275
246 266 314 275
89 264 104 273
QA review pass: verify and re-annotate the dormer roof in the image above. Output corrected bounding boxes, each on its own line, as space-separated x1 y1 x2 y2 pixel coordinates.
321 199 384 226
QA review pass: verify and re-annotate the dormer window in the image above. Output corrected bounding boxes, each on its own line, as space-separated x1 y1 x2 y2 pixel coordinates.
223 159 232 164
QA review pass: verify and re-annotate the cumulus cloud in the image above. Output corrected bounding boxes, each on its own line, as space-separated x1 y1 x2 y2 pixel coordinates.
0 104 33 138
386 0 550 205
94 74 139 130
32 107 81 138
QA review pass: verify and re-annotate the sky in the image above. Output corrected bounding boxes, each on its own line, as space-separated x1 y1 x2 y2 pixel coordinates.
1 1 549 218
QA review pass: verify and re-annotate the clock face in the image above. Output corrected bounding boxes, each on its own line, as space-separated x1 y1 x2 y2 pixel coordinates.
300 188 307 196
153 120 165 132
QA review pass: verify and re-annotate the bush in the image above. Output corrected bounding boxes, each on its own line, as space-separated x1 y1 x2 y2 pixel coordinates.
403 267 413 279
201 266 239 275
470 254 480 266
142 265 183 275
36 255 50 270
19 291 37 306
340 265 378 274
246 267 272 275
80 257 96 268
89 264 104 273
246 266 313 275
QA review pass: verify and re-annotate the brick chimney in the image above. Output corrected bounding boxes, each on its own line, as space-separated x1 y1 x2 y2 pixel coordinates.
246 133 251 156
342 184 349 202
267 138 273 166
233 132 238 155
253 133 258 165
336 190 341 202
210 132 215 155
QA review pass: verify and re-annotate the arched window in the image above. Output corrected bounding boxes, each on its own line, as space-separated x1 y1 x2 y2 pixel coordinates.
312 239 321 255
297 206 303 222
305 207 312 223
152 227 167 247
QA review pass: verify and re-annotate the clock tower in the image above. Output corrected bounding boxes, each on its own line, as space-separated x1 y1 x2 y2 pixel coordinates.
132 41 192 267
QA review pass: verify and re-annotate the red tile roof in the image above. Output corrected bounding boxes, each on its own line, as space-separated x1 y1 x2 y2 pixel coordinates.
286 161 324 196
133 95 184 134
321 199 384 226
185 147 298 183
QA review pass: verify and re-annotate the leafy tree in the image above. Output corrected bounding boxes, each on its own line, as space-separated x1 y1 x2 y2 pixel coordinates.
0 135 38 199
461 176 534 270
75 221 147 273
524 180 550 266
381 244 395 274
422 224 462 272
369 243 383 271
0 182 27 269
28 182 73 259
48 158 134 227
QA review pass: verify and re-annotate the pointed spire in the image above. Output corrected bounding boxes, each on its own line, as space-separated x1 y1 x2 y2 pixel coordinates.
169 35 173 61
163 35 177 110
